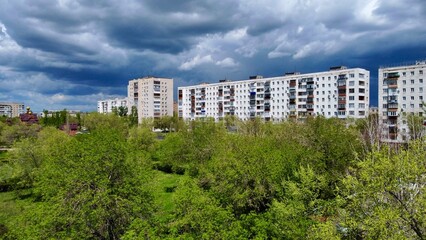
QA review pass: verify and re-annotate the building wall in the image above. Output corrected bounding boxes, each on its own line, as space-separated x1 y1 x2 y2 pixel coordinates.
97 97 129 114
128 77 173 123
178 67 369 122
0 102 25 117
378 60 426 142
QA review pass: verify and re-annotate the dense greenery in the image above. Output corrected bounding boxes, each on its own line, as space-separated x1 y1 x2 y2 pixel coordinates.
0 113 425 239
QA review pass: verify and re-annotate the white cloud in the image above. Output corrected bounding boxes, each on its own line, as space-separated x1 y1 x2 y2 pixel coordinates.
216 57 239 68
178 54 213 70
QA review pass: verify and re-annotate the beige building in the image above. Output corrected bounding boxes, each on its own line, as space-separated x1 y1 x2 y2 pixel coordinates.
0 102 25 118
128 76 173 123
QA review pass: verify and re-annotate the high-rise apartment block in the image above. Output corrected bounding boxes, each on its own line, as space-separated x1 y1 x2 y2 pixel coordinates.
97 97 129 114
0 102 25 118
128 77 173 123
178 67 369 122
378 60 426 142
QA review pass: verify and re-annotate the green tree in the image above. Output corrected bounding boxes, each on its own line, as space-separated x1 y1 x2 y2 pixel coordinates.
9 128 154 239
129 106 138 127
338 140 426 239
118 106 128 117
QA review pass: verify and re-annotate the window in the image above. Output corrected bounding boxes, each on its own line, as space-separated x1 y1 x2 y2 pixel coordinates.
420 70 423 75
402 72 406 76
410 104 414 108
349 73 355 78
349 88 355 93
411 88 415 92
349 96 355 100
403 80 406 85
420 79 423 83
411 96 415 100
359 73 365 78
403 88 406 93
359 89 365 93
349 81 355 86
411 71 415 76
349 103 354 108
411 79 415 84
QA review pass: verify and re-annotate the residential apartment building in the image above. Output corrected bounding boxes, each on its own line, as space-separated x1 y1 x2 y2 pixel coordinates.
97 97 129 114
178 66 369 122
128 76 173 123
378 60 426 142
0 102 25 118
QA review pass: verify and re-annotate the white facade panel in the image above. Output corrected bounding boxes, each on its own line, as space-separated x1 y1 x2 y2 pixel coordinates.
178 67 370 122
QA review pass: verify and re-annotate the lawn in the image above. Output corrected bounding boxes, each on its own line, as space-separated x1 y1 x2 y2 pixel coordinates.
150 170 183 222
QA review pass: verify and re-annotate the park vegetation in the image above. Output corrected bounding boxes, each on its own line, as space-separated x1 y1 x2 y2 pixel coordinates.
0 113 425 239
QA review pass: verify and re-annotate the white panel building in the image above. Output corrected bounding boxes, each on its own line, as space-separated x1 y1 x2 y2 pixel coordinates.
378 60 426 142
178 66 369 122
128 76 173 123
97 97 129 114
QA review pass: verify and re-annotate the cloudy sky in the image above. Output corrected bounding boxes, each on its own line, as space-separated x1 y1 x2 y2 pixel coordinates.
0 0 425 112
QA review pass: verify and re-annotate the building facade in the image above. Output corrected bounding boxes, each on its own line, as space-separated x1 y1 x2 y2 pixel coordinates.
97 97 129 114
378 60 426 142
128 77 173 123
0 102 25 118
178 66 369 122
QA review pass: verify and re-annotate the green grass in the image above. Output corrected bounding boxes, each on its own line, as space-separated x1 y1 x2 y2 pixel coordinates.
0 191 20 224
151 170 183 222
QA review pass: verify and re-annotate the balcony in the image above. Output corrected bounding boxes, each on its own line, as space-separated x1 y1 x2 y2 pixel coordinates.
387 103 398 109
386 72 400 79
387 111 398 117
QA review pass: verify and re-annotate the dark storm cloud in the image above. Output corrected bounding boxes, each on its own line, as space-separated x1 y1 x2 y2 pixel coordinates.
0 0 425 111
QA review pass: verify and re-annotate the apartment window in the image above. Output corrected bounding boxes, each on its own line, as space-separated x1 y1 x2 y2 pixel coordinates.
349 96 355 100
420 104 424 108
420 70 424 75
402 72 406 76
349 103 354 108
359 73 365 78
420 87 423 93
403 104 406 108
359 89 365 93
349 88 355 93
410 104 414 108
403 88 406 93
403 96 406 101
411 96 415 100
359 103 365 108
420 96 424 100
411 71 415 76
349 81 355 86
411 79 415 84
349 73 355 78
411 88 415 92
403 80 406 85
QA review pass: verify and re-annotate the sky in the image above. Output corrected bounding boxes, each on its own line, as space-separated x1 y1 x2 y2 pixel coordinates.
0 0 425 112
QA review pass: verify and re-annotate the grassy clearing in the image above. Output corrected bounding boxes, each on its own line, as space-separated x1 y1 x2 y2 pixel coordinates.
150 170 183 222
